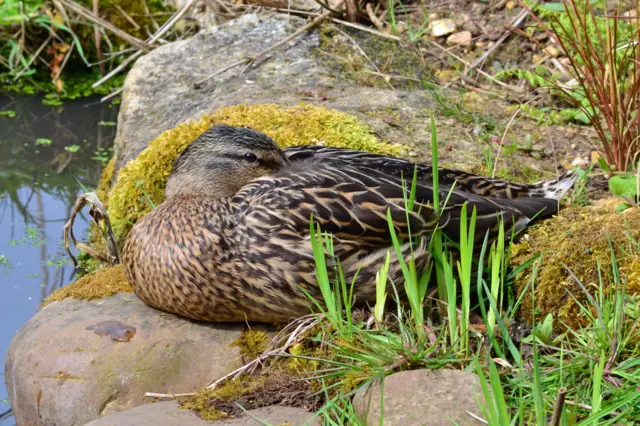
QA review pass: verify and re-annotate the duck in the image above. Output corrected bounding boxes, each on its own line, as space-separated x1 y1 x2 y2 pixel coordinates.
122 124 576 323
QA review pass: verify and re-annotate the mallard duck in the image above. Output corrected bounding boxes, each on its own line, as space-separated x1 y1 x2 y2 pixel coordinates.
123 125 576 323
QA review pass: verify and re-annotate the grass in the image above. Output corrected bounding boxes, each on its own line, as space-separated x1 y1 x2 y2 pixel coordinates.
0 0 176 98
513 0 640 173
213 115 640 426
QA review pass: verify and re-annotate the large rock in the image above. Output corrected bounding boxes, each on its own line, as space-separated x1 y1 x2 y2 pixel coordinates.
5 293 254 426
352 369 488 426
85 401 320 426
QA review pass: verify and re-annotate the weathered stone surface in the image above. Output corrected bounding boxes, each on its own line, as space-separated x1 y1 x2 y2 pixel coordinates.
352 369 488 426
85 401 320 426
5 293 254 426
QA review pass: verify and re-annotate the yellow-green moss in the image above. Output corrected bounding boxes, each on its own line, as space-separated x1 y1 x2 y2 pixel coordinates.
96 155 116 206
106 103 405 242
511 202 640 330
179 376 266 421
42 264 132 307
230 329 269 360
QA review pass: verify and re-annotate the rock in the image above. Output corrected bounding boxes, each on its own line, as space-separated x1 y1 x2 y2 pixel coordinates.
430 19 456 37
446 31 472 47
85 401 320 425
5 293 257 426
352 369 488 426
544 45 560 57
571 156 589 167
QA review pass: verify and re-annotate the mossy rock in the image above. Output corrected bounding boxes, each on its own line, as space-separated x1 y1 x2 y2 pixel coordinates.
511 201 640 331
101 103 405 243
43 264 132 307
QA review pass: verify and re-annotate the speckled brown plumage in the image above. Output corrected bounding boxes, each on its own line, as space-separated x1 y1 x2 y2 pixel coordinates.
123 125 577 323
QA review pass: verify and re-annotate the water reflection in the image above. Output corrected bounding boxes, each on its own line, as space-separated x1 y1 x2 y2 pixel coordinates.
0 94 117 426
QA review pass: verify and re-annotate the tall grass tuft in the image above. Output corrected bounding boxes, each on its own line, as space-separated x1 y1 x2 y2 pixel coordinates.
524 0 640 172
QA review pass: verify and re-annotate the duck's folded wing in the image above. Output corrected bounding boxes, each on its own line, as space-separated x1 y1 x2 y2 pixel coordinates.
234 162 555 249
234 163 438 245
283 146 575 200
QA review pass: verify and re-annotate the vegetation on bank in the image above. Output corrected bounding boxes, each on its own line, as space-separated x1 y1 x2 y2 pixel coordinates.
0 0 186 100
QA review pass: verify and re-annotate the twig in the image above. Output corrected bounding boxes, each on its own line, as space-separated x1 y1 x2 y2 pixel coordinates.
424 38 520 91
345 0 359 22
564 400 621 417
364 70 421 82
193 10 333 88
550 387 568 426
94 0 106 77
144 391 196 399
12 36 51 81
331 25 394 90
444 4 535 89
146 0 196 47
330 17 399 41
101 87 123 103
114 4 141 30
59 0 149 51
493 95 543 178
142 0 160 31
365 3 385 32
92 50 143 88
465 411 488 425
468 6 533 72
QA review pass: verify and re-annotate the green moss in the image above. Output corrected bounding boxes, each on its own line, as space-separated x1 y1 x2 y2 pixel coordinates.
42 264 132 307
230 329 269 360
511 202 640 330
179 376 266 421
97 155 116 207
105 103 405 242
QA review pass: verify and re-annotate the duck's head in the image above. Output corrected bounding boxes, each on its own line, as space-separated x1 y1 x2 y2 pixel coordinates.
165 125 286 199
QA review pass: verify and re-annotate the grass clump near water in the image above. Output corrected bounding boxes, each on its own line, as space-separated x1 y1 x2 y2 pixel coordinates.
104 103 404 242
512 201 640 331
42 264 132 307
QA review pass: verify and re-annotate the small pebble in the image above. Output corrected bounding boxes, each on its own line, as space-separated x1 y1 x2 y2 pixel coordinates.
431 19 456 37
446 31 472 47
571 157 589 167
544 45 560 57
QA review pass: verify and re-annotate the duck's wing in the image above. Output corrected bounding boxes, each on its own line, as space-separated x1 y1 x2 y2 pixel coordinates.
283 146 577 201
233 161 555 248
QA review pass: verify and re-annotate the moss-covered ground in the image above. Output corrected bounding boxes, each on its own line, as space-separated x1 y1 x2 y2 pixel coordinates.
42 264 132 307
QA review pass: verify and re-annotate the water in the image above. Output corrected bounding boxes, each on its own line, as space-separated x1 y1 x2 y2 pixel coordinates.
0 95 118 426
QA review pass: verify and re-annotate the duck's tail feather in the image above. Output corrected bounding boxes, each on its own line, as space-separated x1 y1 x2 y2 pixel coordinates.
528 171 579 200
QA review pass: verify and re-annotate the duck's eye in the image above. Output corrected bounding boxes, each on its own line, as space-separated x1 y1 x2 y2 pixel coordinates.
244 153 258 163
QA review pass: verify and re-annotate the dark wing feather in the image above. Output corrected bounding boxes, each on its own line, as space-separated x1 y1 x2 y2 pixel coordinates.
283 145 575 200
231 161 438 245
232 160 555 249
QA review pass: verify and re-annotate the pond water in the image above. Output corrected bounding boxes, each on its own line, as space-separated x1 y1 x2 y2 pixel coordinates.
0 95 118 426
